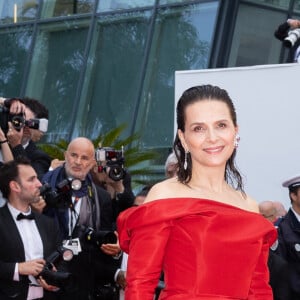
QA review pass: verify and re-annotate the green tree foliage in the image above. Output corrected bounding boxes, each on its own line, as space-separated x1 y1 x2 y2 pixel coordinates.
38 124 159 187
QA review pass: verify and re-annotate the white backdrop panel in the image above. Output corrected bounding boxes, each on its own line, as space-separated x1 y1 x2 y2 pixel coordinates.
175 63 300 209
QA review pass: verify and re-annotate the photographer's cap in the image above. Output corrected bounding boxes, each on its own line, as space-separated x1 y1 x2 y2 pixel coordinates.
282 174 300 189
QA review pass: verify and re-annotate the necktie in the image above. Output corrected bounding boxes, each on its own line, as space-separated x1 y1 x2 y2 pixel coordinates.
17 212 35 221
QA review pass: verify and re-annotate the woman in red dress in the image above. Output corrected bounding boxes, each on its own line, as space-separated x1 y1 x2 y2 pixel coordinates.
118 85 277 300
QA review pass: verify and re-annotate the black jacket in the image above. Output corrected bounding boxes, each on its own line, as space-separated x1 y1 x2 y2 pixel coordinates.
0 205 61 300
274 208 300 297
11 140 51 181
42 166 121 300
268 250 291 300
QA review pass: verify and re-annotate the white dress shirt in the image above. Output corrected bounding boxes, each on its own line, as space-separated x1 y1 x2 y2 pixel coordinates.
8 203 44 300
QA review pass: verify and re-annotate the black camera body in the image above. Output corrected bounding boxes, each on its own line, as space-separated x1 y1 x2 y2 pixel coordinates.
74 225 117 248
40 178 82 208
38 246 73 288
0 101 48 134
85 227 117 246
95 147 125 181
0 106 25 134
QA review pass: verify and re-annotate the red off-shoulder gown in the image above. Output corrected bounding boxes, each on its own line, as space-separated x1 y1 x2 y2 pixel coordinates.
117 198 277 300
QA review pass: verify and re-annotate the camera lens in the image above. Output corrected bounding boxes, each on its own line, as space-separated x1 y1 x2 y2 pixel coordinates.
109 166 125 181
71 179 82 191
62 249 74 261
11 115 25 131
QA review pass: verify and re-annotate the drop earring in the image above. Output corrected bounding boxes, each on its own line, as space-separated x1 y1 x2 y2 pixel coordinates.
234 134 240 148
184 151 189 170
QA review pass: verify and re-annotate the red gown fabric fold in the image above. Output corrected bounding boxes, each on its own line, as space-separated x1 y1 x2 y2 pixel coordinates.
117 198 277 300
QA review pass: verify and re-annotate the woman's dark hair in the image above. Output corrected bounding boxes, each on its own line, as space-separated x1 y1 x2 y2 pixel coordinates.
173 84 244 193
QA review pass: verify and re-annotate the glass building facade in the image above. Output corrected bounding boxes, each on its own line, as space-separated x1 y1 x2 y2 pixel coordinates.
0 0 298 175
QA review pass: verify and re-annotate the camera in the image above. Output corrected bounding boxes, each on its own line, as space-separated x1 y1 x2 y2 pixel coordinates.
284 28 300 48
0 106 25 134
85 227 117 246
0 105 48 134
95 147 125 181
40 178 82 208
24 118 48 132
38 246 73 287
74 225 117 247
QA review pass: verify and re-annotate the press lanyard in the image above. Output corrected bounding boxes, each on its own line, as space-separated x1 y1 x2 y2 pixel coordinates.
68 196 81 238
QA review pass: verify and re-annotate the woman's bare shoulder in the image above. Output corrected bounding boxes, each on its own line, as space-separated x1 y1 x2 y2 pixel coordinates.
144 177 181 203
244 194 259 213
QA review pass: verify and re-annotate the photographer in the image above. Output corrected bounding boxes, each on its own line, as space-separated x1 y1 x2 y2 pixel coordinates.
91 147 134 222
0 97 51 181
0 98 26 207
42 137 122 300
0 98 22 164
274 18 300 62
0 157 62 300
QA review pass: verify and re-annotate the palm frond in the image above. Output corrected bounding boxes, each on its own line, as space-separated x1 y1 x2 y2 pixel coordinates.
99 124 127 147
38 144 65 160
38 123 161 186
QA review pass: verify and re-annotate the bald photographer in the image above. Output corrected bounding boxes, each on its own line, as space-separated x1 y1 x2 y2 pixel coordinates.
41 137 122 300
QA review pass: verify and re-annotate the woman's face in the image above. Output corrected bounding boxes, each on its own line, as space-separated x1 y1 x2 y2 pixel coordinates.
178 99 238 168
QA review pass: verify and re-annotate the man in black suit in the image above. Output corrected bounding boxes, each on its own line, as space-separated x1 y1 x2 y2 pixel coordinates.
259 201 292 300
42 137 121 300
274 175 300 299
0 156 61 300
274 18 300 63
